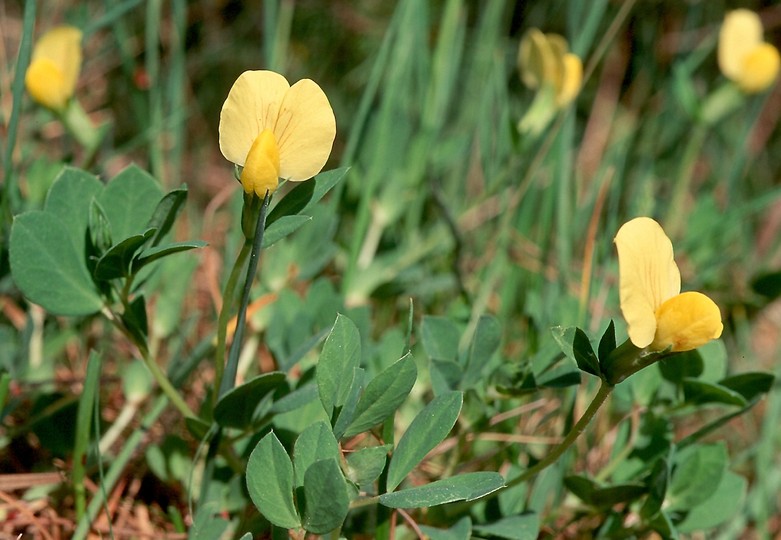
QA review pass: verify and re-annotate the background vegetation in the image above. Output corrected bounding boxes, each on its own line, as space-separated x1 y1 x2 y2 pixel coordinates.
2 0 781 537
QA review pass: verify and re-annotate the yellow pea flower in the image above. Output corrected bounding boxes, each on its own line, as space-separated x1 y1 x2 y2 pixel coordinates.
718 9 780 93
218 70 336 197
25 26 83 111
614 217 723 353
518 28 582 107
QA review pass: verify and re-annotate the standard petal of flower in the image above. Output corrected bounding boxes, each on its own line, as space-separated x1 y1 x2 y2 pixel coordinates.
518 29 562 90
219 70 290 167
651 291 723 352
32 27 82 102
615 217 681 348
240 129 281 196
25 58 69 110
274 79 336 181
557 53 582 107
738 43 780 93
718 9 763 81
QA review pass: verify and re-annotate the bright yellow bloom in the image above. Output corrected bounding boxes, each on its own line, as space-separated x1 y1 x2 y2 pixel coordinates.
614 217 723 352
219 70 336 196
518 29 582 107
25 26 83 111
718 9 780 93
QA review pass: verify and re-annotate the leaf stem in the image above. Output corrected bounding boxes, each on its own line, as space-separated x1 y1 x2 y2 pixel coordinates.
102 306 194 419
503 380 613 490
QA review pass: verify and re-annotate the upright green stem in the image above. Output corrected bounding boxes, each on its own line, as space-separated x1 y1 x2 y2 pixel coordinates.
665 123 707 238
504 380 613 490
212 240 251 402
218 191 272 398
102 307 194 419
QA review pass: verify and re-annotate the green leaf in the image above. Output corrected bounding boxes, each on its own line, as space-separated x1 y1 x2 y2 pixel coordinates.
301 458 349 534
564 475 646 508
93 229 156 280
332 367 364 439
267 167 348 227
343 354 417 438
10 211 103 315
379 472 504 508
132 241 208 273
263 215 312 248
597 320 616 363
464 314 501 386
676 470 746 533
752 270 781 299
667 443 728 510
246 432 300 529
97 164 163 242
121 295 148 345
88 198 113 255
345 445 390 487
43 167 103 255
421 315 460 361
472 513 540 540
640 456 669 519
431 359 462 395
419 516 472 540
718 372 774 402
573 328 600 377
658 350 704 384
317 314 362 422
146 186 188 246
386 390 463 491
293 421 340 488
682 379 747 407
214 372 287 429
188 503 230 539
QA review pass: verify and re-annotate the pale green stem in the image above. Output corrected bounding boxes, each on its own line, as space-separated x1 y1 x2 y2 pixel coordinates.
665 123 707 238
212 240 251 403
503 380 613 490
102 306 194 419
218 190 271 397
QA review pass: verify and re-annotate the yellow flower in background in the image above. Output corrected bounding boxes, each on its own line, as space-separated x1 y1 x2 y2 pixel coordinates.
718 9 780 93
518 28 582 107
614 217 723 353
25 26 83 111
219 70 336 197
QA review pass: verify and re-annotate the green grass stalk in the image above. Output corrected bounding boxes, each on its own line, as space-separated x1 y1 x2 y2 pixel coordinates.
1 0 35 226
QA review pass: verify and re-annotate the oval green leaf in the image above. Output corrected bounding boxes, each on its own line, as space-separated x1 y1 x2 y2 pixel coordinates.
343 354 417 438
316 314 361 421
386 390 463 491
302 458 349 534
97 164 163 242
246 431 300 529
10 211 103 315
379 472 504 508
293 421 340 488
214 372 287 429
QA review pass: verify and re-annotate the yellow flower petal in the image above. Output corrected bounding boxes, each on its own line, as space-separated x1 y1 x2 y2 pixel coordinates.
718 9 763 81
219 70 290 167
518 29 562 90
25 58 69 110
652 291 723 352
738 43 780 93
615 217 681 348
274 79 336 181
557 53 582 107
240 129 280 196
26 26 82 110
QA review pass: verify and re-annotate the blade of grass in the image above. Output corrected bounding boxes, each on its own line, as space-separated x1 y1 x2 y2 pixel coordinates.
2 0 36 225
73 351 102 520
